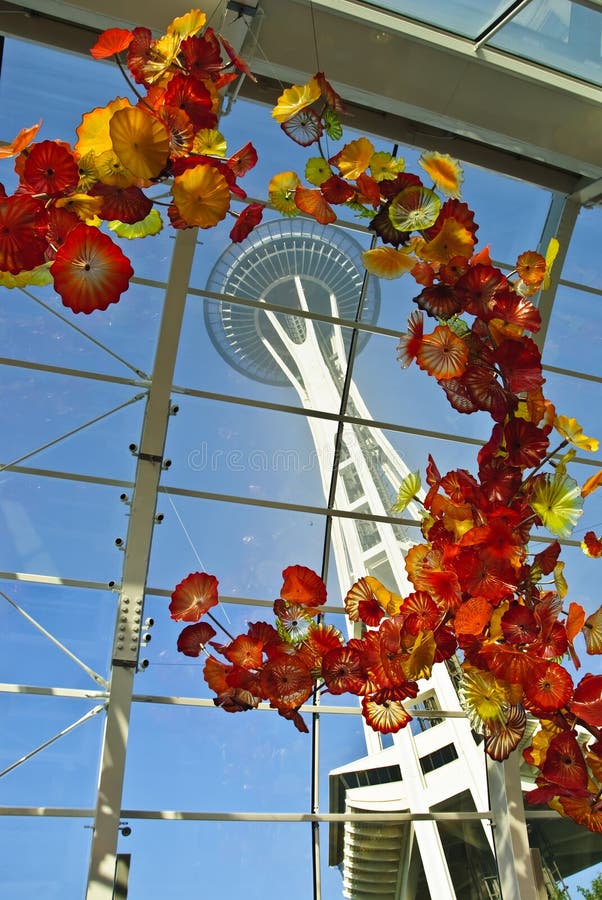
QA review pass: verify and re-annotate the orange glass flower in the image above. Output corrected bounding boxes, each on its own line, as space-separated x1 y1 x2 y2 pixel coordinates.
280 565 326 608
416 325 468 380
169 571 219 622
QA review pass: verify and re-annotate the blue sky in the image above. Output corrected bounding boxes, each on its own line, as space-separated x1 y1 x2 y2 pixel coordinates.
0 29 601 899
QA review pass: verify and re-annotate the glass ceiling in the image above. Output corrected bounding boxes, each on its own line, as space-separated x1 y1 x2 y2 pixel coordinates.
361 0 602 84
0 3 601 899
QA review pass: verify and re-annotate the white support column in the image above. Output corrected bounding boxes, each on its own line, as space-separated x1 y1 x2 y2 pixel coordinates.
487 753 539 900
395 725 458 900
85 227 198 900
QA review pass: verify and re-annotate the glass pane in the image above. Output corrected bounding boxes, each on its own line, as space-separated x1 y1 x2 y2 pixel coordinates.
147 494 327 594
559 206 602 290
124 702 312 812
0 818 91 900
163 394 333 506
0 695 103 806
0 580 115 685
117 821 315 900
353 0 513 40
1 279 165 379
0 474 126 582
349 330 493 440
491 0 602 85
544 285 602 378
0 364 143 480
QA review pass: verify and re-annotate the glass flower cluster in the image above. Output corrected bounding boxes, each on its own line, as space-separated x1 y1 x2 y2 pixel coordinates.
1 8 600 835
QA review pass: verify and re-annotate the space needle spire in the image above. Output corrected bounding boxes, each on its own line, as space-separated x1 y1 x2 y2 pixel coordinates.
205 218 495 899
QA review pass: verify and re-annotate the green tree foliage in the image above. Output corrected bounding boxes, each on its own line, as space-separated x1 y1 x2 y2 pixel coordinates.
577 873 602 900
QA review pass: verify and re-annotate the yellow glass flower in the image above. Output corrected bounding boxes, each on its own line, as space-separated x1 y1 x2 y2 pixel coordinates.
55 193 104 221
108 209 163 239
0 262 52 288
268 171 301 216
272 77 321 124
361 246 415 279
417 218 475 265
193 129 227 158
369 151 405 182
402 630 436 681
333 137 375 180
363 576 402 615
389 186 440 232
419 151 463 198
166 9 206 38
554 415 599 453
543 237 560 290
172 164 231 228
93 150 137 188
141 33 181 85
459 666 509 729
75 97 132 159
75 152 99 191
391 471 422 513
584 603 602 654
109 107 170 180
554 561 568 599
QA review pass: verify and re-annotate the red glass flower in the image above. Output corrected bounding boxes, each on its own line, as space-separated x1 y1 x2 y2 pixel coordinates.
50 223 134 313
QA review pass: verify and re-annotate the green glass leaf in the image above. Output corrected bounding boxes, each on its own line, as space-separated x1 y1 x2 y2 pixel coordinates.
391 471 421 513
305 156 333 186
323 108 343 141
345 200 373 218
446 316 470 337
553 561 568 599
108 208 163 239
0 262 52 288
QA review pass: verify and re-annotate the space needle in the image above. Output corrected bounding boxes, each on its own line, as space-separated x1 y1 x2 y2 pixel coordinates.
204 218 503 898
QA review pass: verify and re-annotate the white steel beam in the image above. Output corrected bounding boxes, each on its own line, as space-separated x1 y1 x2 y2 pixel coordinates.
0 682 470 718
85 227 198 900
533 194 580 352
0 684 107 700
0 805 561 821
0 356 147 388
0 571 115 591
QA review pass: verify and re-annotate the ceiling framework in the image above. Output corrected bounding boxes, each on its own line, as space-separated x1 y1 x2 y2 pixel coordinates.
1 0 601 192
